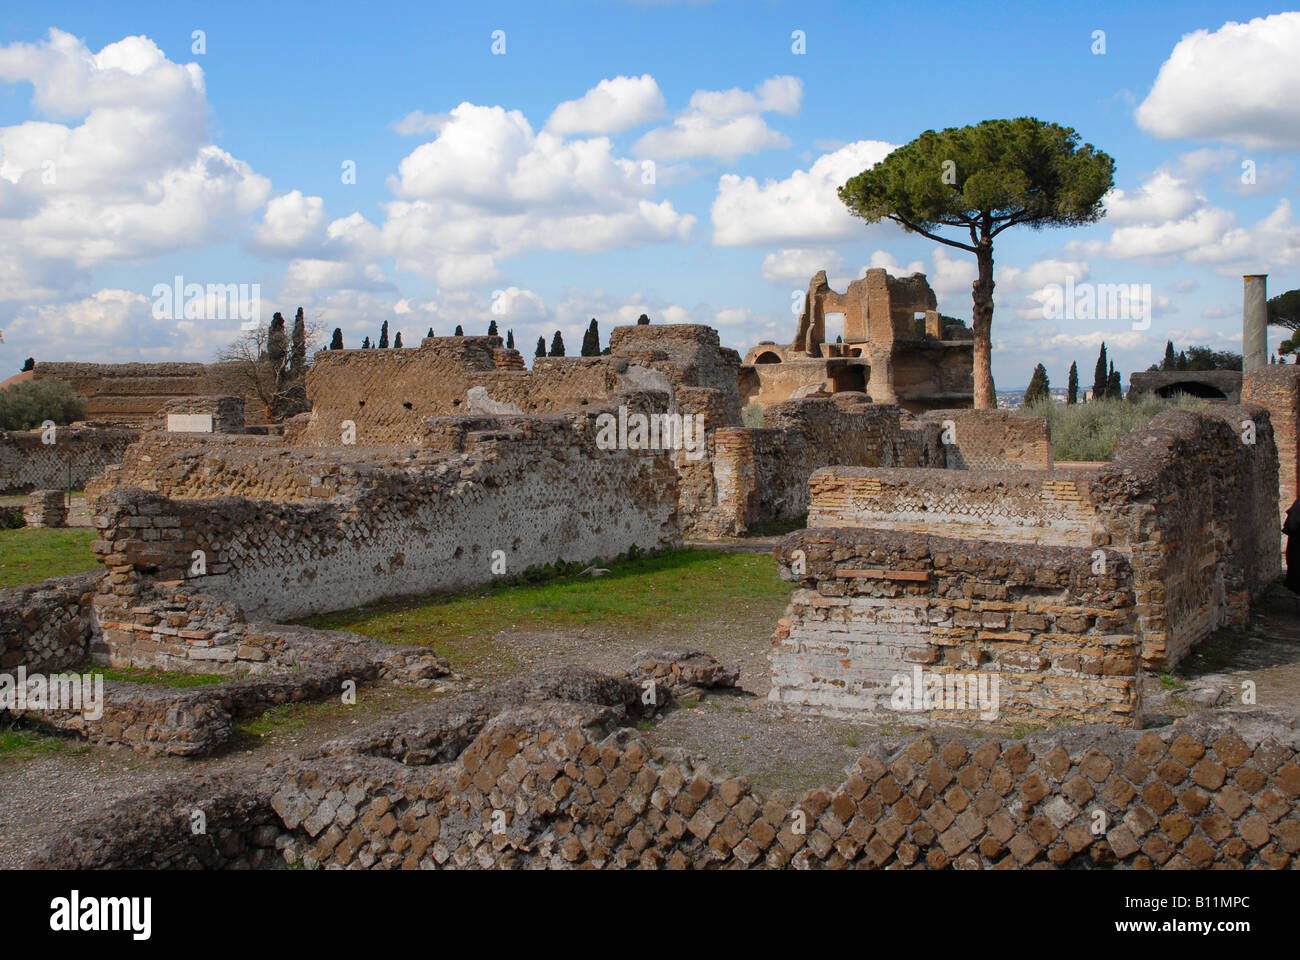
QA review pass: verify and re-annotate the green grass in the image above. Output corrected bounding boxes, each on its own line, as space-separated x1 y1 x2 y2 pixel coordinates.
746 514 808 537
0 724 64 759
300 548 787 674
0 527 98 588
1025 395 1211 462
237 702 313 738
97 666 229 688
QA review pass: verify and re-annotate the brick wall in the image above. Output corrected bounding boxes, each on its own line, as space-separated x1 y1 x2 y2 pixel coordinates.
919 409 1052 470
696 400 942 537
768 528 1140 726
90 405 682 621
1241 365 1300 540
33 361 265 425
1089 406 1278 668
0 571 102 674
794 407 1278 673
0 425 139 494
269 705 1300 869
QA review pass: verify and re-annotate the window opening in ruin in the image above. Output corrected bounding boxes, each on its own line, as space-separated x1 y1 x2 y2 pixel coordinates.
825 312 845 345
1156 382 1228 400
403 402 413 410
754 351 782 364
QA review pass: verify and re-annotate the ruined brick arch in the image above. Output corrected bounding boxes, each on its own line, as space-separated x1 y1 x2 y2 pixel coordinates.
753 351 782 364
1156 380 1229 400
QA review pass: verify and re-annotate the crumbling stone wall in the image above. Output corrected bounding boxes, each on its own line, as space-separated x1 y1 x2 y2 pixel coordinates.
768 528 1140 725
299 337 510 446
90 405 681 621
0 571 102 673
22 490 67 528
1130 369 1242 403
300 326 742 450
806 467 1095 543
1242 365 1300 537
160 395 246 434
24 665 1300 869
33 361 264 425
1088 406 1279 669
920 409 1052 470
781 406 1278 679
699 399 941 537
86 432 390 504
0 425 139 494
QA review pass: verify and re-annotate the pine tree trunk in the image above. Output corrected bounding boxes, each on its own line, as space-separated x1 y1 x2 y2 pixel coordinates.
971 241 996 409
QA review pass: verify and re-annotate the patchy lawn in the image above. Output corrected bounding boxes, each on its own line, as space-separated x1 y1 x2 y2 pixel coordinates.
300 548 789 675
0 528 98 589
96 667 229 688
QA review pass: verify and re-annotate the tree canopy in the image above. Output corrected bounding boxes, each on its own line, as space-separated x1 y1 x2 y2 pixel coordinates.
839 118 1114 407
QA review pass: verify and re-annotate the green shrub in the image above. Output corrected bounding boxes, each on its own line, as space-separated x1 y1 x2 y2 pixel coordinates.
741 402 765 428
0 379 85 430
1026 394 1210 462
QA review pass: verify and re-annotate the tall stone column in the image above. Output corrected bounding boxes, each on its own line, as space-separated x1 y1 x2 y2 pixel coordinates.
1243 274 1268 371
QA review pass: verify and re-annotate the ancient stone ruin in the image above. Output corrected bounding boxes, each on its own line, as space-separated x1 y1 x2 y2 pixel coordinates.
4 285 1300 872
740 268 974 412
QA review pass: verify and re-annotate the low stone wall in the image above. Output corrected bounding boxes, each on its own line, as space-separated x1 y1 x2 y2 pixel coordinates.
0 425 139 494
768 528 1140 726
86 432 393 504
23 667 1300 869
0 572 102 673
28 666 360 757
268 708 1296 870
90 404 682 621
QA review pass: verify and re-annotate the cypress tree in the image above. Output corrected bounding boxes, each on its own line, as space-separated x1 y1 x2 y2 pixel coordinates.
1162 340 1176 371
427 327 434 339
454 325 464 337
268 312 288 371
1092 343 1108 400
581 318 600 357
535 336 546 358
1024 363 1050 405
291 307 306 372
550 330 566 357
329 328 344 350
362 336 371 349
1106 367 1122 400
636 313 650 325
1067 361 1078 405
394 332 403 348
21 357 34 372
506 330 515 350
379 320 389 349
488 319 498 337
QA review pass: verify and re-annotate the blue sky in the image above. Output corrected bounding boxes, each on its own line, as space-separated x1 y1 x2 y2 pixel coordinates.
1 0 1298 388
